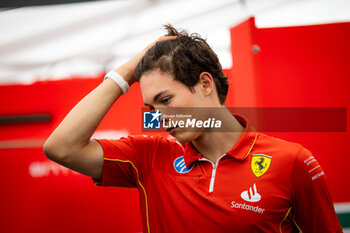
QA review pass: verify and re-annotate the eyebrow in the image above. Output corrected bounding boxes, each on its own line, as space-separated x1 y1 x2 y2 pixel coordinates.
144 90 168 106
153 90 168 102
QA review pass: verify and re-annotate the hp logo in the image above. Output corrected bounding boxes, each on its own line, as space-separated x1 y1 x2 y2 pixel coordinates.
173 156 194 174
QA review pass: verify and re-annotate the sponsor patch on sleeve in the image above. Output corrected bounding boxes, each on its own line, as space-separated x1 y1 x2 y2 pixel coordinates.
304 156 324 180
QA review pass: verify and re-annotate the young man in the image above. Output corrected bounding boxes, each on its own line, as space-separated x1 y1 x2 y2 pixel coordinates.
44 25 342 233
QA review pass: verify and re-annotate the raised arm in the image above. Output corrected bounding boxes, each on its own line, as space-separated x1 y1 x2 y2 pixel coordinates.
43 36 177 179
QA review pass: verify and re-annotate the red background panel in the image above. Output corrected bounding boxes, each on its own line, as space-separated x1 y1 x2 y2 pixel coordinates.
0 75 146 141
229 18 350 202
0 147 142 233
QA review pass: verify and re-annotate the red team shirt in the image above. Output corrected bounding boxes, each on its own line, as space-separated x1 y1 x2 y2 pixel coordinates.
95 115 342 233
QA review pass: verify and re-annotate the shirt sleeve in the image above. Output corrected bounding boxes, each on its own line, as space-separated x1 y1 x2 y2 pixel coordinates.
93 135 158 188
291 146 343 233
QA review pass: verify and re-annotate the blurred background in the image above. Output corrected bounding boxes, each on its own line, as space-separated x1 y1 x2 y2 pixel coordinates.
0 0 349 232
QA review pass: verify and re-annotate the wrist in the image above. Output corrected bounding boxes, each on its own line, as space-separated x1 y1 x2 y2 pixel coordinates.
104 71 129 94
114 65 137 86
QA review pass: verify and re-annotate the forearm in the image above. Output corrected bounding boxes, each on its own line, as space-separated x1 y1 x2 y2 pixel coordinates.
44 78 122 155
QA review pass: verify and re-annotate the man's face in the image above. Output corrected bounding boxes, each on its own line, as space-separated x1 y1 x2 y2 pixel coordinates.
139 69 206 143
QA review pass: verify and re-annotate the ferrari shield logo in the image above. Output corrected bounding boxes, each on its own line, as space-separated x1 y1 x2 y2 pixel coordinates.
251 154 272 177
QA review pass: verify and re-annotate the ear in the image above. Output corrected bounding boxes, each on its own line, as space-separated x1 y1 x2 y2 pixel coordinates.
198 72 214 96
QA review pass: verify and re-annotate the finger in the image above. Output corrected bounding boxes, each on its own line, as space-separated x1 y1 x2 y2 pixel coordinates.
146 36 178 49
157 35 178 42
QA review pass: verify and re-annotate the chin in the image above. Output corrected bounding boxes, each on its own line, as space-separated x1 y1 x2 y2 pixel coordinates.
171 130 201 144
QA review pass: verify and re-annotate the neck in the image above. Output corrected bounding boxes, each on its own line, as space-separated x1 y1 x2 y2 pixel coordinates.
191 108 245 164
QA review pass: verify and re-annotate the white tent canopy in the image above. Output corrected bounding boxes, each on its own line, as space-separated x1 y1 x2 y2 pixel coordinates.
0 0 349 84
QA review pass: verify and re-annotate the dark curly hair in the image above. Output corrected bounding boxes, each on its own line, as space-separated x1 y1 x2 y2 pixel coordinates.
134 24 229 104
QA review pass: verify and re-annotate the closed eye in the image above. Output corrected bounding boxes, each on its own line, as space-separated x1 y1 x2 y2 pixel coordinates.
161 96 171 105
